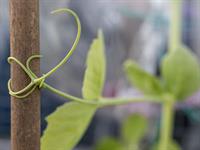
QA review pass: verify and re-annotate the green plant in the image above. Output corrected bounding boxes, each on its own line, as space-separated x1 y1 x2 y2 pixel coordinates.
39 26 157 150
124 46 200 150
38 28 159 150
95 114 148 150
29 31 200 150
7 1 200 150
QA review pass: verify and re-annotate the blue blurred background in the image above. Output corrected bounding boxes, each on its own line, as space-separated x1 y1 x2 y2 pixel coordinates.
1 0 200 149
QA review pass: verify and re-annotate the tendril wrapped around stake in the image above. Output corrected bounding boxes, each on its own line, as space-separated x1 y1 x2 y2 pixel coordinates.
8 8 81 99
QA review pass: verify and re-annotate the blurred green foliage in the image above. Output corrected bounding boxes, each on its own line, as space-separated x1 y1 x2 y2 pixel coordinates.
95 114 148 150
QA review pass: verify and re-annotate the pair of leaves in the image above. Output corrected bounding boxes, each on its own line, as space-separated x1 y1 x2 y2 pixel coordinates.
95 114 148 150
41 30 106 150
124 46 200 101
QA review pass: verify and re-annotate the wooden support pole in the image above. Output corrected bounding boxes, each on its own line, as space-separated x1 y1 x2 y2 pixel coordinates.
9 0 40 150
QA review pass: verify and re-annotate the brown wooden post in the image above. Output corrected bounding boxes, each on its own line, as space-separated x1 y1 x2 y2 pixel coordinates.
9 0 40 150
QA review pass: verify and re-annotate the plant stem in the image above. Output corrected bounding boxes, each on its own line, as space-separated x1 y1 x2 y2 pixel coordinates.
159 98 175 150
98 96 161 107
169 0 182 52
158 1 183 149
44 83 161 106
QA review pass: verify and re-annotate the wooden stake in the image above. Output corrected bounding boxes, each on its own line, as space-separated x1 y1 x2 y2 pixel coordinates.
9 0 40 150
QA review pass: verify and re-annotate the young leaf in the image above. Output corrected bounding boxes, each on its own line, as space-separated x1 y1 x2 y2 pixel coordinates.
82 30 106 100
124 60 163 95
121 114 148 143
41 102 97 150
95 137 124 150
161 46 200 100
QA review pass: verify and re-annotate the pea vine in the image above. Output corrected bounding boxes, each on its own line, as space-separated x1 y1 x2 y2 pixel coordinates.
8 1 200 150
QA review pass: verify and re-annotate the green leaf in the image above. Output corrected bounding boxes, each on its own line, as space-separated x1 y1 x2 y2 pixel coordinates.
121 114 148 143
95 137 124 150
41 102 97 150
82 29 106 100
152 140 181 150
124 60 164 95
161 46 200 100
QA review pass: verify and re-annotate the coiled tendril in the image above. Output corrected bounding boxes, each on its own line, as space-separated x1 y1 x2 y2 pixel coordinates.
8 8 81 99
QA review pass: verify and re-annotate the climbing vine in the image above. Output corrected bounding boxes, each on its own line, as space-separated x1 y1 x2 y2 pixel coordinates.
8 2 200 150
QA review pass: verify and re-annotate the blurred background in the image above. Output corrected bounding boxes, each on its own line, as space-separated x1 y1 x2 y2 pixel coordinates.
1 0 200 150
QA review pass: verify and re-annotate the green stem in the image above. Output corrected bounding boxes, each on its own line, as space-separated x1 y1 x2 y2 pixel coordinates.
159 98 175 150
98 96 161 107
158 1 183 149
169 0 182 52
44 83 161 107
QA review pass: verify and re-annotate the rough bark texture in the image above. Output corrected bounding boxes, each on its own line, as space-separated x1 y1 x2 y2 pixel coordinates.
9 0 40 150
